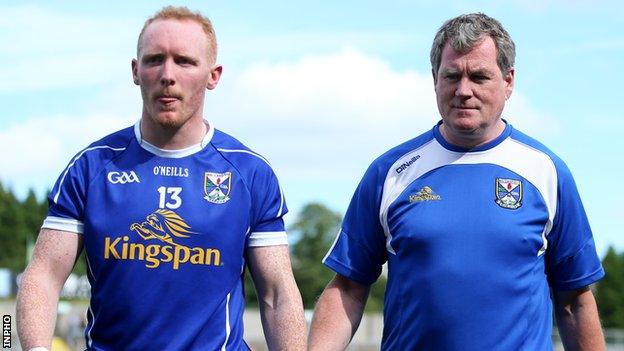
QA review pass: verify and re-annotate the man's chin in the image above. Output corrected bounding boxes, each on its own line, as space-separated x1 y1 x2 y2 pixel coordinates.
446 119 479 133
151 113 184 129
447 114 504 135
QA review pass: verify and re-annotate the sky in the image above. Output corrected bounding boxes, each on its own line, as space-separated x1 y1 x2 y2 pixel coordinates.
1 1 622 256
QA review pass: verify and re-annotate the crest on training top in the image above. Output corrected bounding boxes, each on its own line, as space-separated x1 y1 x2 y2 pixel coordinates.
495 178 522 209
204 172 232 204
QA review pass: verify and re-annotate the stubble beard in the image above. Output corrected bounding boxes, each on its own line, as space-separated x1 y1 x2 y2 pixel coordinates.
143 103 190 130
147 94 188 130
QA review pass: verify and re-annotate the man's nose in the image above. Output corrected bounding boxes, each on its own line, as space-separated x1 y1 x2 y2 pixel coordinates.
160 59 176 86
455 77 473 98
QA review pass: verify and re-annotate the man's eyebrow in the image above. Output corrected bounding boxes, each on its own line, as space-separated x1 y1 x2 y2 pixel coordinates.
440 68 460 75
141 53 164 61
468 66 496 75
174 54 199 64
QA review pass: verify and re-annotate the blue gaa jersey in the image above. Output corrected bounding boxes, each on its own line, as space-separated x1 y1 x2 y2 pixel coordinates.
324 121 604 351
42 121 288 351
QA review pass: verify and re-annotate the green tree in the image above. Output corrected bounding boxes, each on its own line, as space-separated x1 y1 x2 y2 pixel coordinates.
290 203 342 309
0 182 27 271
595 246 624 328
0 183 86 276
22 190 46 264
366 273 387 312
289 202 387 311
243 267 259 307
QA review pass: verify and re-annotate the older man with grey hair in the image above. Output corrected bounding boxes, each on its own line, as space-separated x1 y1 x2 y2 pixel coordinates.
309 13 604 350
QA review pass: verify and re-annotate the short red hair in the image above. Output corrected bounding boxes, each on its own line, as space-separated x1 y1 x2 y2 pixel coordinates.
137 6 218 63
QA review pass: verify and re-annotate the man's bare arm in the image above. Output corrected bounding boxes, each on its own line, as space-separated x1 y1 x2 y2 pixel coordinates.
16 229 83 350
308 274 370 351
554 286 605 351
247 245 306 350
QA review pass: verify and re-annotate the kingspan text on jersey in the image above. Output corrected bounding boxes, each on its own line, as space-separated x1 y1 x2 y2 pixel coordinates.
104 236 221 269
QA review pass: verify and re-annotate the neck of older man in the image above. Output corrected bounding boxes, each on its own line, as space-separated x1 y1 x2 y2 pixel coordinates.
140 114 208 150
439 118 506 149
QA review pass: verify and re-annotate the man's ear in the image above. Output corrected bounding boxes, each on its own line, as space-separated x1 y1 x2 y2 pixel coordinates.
132 59 139 85
504 67 515 100
206 64 223 90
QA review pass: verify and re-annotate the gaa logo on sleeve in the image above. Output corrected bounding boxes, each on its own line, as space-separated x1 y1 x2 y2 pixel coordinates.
204 172 232 204
495 178 522 209
107 171 140 184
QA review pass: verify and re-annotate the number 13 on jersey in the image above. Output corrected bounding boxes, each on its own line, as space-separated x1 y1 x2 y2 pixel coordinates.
158 186 182 209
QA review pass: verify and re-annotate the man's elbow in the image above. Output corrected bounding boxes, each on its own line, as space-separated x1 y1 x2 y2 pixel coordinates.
18 262 64 300
258 279 302 311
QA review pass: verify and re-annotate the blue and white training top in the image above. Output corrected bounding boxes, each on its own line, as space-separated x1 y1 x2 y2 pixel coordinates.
43 121 287 350
324 121 604 351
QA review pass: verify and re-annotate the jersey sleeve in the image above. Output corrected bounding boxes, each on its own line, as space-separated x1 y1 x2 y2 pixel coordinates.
247 163 288 247
323 163 388 285
545 161 604 291
42 151 89 234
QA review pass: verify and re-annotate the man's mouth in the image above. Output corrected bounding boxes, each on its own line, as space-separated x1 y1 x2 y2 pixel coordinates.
157 95 179 103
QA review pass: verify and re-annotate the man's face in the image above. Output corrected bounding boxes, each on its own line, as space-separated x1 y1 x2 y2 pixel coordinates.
132 19 220 129
434 36 514 146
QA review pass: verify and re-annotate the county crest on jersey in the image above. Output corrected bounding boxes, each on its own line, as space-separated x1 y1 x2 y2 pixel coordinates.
495 178 522 209
204 171 232 204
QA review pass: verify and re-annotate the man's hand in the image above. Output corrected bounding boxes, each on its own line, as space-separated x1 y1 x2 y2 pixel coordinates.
16 229 83 350
308 274 370 351
247 245 306 350
554 286 605 351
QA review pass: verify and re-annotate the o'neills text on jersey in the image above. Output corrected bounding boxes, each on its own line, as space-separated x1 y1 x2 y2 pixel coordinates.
153 166 190 177
396 155 421 174
104 236 221 269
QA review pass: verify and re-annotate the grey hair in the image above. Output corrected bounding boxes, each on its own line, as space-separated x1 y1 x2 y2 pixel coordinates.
430 13 515 75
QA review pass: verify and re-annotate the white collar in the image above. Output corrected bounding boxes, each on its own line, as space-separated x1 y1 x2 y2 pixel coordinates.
133 119 215 158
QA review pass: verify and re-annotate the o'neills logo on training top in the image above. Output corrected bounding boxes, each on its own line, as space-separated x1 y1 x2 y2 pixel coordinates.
103 209 221 270
396 155 421 174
